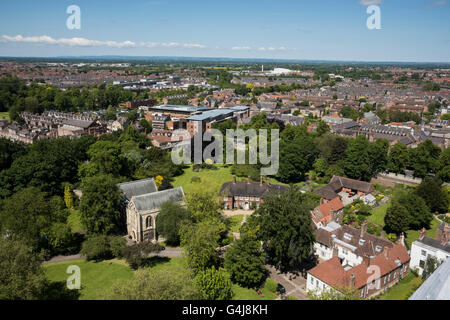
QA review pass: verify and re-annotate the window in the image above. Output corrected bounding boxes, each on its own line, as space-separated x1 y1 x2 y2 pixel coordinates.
343 248 348 255
419 260 425 268
384 276 387 285
393 272 397 279
311 277 314 284
388 273 391 282
146 216 152 228
361 289 364 297
421 250 427 256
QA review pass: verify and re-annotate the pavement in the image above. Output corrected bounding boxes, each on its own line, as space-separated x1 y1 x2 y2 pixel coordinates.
42 254 83 264
266 265 309 300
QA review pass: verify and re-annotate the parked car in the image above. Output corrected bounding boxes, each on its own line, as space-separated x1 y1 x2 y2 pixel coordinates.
276 283 286 295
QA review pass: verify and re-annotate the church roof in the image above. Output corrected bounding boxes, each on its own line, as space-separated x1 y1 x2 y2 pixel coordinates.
118 178 158 200
132 187 185 212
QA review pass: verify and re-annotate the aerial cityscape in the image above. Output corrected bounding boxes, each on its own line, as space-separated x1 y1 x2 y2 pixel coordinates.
0 0 449 312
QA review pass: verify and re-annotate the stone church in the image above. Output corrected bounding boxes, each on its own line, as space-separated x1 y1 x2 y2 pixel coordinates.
118 178 185 243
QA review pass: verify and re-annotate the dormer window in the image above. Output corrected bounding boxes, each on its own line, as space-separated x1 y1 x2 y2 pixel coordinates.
375 245 382 252
344 233 353 241
359 239 366 246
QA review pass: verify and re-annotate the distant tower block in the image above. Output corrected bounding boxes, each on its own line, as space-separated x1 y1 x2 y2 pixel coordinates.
262 65 264 72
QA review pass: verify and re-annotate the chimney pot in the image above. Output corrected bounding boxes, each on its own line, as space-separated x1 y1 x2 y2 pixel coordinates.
266 177 270 185
419 227 426 240
260 176 263 186
247 176 251 184
233 175 236 184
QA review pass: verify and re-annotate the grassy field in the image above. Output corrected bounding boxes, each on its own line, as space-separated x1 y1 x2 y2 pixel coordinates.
44 259 134 300
172 165 235 195
67 209 85 233
0 112 9 121
226 215 244 233
367 200 391 227
406 217 441 247
232 281 278 300
44 256 277 300
377 272 423 300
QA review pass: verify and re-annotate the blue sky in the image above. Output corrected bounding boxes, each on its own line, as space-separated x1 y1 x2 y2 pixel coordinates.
0 0 449 62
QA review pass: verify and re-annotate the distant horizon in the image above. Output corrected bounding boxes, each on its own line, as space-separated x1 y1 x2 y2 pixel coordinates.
1 55 450 66
1 1 449 63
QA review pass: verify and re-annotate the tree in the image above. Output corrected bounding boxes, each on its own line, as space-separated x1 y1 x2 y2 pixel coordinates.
81 235 113 261
415 177 449 214
256 189 316 272
388 143 408 174
368 139 389 175
384 202 410 235
395 191 432 230
0 187 52 250
278 134 317 183
185 191 222 223
344 135 371 181
156 201 192 246
0 238 47 300
79 174 122 234
409 140 441 178
316 121 330 136
224 235 266 288
421 256 442 280
64 184 74 210
179 221 221 274
308 286 362 300
106 269 201 300
48 222 76 255
121 241 165 269
194 267 234 300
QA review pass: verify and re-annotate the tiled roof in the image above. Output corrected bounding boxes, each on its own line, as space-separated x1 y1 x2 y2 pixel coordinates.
314 176 374 200
118 178 158 200
132 187 184 212
220 180 288 198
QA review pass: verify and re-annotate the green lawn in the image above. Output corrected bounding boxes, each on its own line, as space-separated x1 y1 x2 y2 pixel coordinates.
67 209 85 233
172 165 235 194
0 112 9 121
368 200 391 227
232 280 278 300
44 256 277 300
44 259 134 300
226 215 244 233
405 217 441 247
377 272 423 300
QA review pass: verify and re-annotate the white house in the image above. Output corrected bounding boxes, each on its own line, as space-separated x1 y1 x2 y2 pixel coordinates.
410 224 450 275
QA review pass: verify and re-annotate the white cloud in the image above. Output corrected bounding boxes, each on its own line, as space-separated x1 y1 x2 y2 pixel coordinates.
359 0 383 5
2 35 207 50
258 47 266 51
2 34 136 48
183 43 206 49
425 1 448 7
232 46 252 51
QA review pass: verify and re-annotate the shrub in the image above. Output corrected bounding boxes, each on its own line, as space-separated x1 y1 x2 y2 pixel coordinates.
121 242 165 269
191 176 201 183
109 236 127 258
265 278 277 293
81 235 112 261
194 267 234 300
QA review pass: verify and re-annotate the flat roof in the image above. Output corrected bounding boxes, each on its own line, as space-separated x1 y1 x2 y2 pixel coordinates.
187 108 237 121
148 104 213 113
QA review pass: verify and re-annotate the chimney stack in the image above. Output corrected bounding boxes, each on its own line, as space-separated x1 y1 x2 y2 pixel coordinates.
361 221 367 238
266 177 270 185
260 175 263 186
233 175 236 184
383 247 389 259
419 227 426 241
398 232 405 247
350 273 355 288
247 176 251 184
